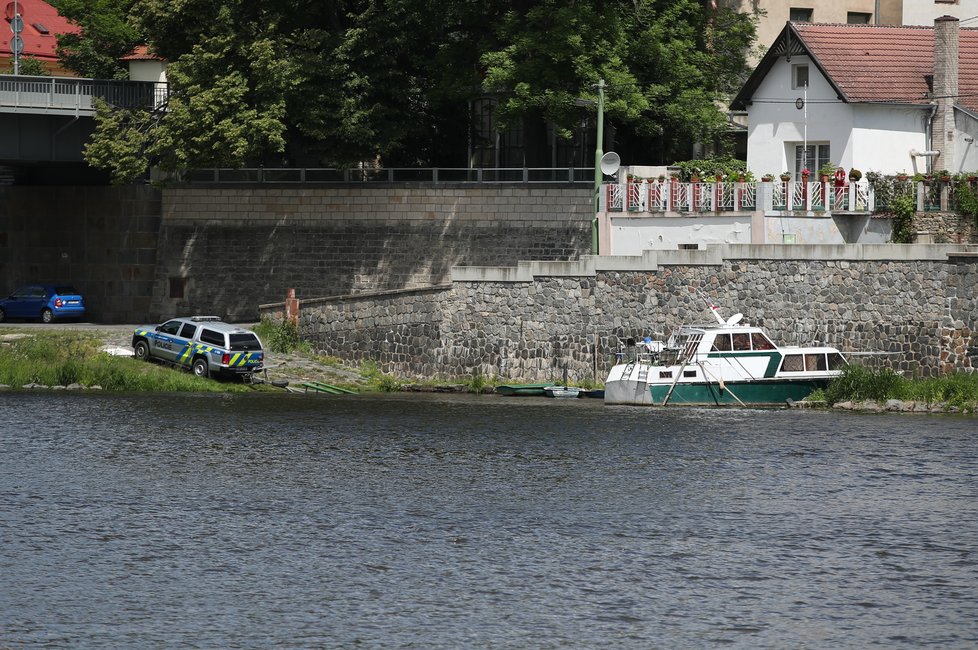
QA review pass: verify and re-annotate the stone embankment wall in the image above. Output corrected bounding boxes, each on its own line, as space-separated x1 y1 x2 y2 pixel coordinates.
269 245 978 383
912 211 978 244
0 186 161 322
153 185 593 321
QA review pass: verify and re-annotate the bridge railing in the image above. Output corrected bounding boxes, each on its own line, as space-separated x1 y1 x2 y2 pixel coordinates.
0 75 167 115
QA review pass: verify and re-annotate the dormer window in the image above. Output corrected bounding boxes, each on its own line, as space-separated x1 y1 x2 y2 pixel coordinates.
792 64 809 89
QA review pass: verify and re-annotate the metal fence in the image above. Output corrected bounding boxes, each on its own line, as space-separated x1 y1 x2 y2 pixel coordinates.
182 167 596 184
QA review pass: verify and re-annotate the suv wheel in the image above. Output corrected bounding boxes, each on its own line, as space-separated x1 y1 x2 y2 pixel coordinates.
192 357 210 379
133 340 150 362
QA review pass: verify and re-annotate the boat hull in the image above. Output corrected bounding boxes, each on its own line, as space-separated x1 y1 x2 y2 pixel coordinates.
605 376 829 407
496 383 550 397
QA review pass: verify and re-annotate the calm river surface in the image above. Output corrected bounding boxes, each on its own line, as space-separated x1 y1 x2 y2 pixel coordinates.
2 392 977 648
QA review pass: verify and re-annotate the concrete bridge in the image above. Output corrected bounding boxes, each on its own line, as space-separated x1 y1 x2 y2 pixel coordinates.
0 74 166 169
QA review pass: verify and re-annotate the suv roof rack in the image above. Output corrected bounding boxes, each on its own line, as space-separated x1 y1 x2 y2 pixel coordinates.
190 315 222 322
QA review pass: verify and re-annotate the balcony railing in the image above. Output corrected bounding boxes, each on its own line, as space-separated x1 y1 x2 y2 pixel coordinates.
0 74 168 116
604 179 874 214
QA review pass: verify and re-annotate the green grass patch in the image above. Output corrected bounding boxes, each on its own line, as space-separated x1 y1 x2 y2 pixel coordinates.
359 359 403 392
0 332 255 392
822 364 978 409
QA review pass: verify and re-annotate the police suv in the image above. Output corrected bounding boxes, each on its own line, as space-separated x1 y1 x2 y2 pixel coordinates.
132 316 265 380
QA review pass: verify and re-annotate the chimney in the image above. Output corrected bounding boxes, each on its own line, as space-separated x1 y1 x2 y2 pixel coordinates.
932 15 959 173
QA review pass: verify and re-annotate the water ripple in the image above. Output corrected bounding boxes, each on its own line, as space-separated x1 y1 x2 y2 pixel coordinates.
1 392 977 648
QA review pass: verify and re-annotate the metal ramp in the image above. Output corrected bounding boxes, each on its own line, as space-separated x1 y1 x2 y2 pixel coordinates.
300 381 358 395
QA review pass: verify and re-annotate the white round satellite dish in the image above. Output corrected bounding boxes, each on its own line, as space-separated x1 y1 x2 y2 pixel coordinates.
726 313 744 326
599 152 621 176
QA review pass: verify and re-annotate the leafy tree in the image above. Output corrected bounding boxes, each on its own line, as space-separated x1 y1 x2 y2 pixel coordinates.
48 0 142 80
73 0 755 182
481 0 755 163
4 57 50 76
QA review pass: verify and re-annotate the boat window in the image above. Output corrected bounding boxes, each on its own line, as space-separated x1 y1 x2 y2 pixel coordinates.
782 354 804 372
712 334 732 351
683 370 697 378
827 352 847 370
659 371 673 379
751 333 775 350
732 333 751 351
806 353 827 371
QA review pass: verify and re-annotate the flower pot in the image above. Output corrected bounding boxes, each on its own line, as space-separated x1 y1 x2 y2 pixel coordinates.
780 175 791 182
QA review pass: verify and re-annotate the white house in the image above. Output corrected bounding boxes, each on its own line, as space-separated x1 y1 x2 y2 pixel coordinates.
731 17 978 178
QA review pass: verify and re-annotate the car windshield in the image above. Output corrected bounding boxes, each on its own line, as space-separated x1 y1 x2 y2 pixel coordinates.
229 333 261 351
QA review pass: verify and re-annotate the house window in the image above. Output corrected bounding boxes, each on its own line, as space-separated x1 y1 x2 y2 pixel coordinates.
792 64 809 89
847 12 871 24
789 8 813 22
794 143 831 177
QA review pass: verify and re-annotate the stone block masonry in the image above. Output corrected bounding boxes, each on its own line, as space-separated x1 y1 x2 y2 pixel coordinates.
274 245 978 383
154 184 593 321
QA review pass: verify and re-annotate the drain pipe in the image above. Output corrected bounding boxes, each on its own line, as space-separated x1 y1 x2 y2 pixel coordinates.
910 105 940 175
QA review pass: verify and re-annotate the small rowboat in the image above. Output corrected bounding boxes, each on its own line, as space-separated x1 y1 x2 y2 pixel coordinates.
543 385 581 398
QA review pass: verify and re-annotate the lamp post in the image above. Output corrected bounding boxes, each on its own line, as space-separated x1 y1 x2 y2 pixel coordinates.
591 79 605 255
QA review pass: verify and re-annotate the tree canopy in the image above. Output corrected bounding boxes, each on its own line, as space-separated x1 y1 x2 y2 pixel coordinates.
62 0 755 183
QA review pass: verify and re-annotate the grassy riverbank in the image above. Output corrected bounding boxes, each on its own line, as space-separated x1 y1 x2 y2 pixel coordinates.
810 365 978 410
0 331 252 392
0 327 436 394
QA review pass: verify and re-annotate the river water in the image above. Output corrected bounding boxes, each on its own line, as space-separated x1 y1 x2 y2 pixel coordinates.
1 392 976 648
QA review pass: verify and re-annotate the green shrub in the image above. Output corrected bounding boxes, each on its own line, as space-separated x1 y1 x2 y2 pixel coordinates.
888 193 916 243
823 364 978 408
823 364 906 404
957 182 978 223
253 317 308 353
670 156 747 182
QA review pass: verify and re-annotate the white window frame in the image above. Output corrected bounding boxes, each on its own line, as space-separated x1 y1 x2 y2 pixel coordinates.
792 64 809 90
792 143 831 177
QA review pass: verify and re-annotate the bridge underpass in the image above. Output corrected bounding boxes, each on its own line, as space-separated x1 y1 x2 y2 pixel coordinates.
0 74 166 184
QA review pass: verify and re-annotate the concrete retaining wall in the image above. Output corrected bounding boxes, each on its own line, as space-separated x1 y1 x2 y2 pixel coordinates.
271 245 978 383
152 184 593 321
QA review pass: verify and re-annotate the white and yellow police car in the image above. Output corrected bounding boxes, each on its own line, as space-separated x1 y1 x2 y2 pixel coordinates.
132 316 264 380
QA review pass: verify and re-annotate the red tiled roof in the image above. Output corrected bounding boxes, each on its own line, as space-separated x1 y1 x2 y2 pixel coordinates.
733 22 978 115
121 45 163 62
0 0 79 62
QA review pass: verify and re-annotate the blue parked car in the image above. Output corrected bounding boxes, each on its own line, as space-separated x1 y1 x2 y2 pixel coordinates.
0 284 86 323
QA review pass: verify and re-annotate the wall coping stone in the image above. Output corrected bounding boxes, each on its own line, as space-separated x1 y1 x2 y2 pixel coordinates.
259 284 454 310
450 244 978 282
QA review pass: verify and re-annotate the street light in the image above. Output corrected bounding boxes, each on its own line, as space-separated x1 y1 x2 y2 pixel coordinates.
575 78 605 255
592 79 604 255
